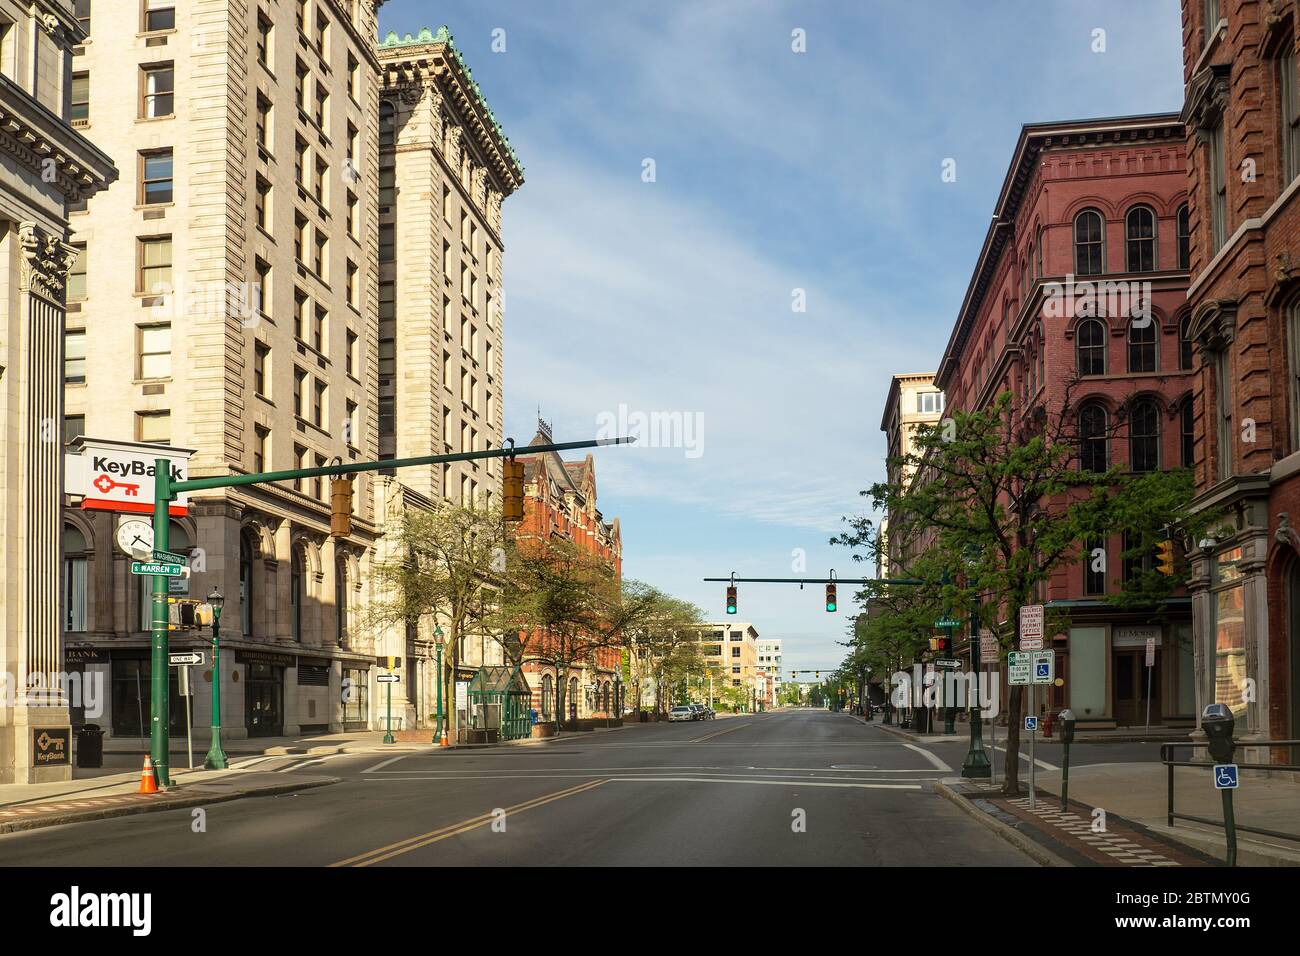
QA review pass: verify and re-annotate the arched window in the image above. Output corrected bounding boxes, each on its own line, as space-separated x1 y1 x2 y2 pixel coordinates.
1125 205 1157 272
1176 204 1190 270
64 523 88 632
1079 402 1109 472
1077 318 1106 375
1179 313 1193 370
1074 209 1104 276
541 674 553 720
291 544 306 641
1035 224 1044 276
1128 316 1158 372
240 532 255 635
1181 397 1195 467
1130 399 1160 472
335 552 348 646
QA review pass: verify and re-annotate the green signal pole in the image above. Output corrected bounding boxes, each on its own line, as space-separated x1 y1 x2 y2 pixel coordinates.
147 436 633 790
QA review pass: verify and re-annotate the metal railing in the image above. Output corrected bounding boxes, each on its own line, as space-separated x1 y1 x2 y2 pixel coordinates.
1162 740 1300 842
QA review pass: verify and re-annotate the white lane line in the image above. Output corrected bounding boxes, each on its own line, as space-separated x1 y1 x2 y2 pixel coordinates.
362 753 416 773
904 743 953 773
359 764 943 775
363 774 924 790
990 744 1058 771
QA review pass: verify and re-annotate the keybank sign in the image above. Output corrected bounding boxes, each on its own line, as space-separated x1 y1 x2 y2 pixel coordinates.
66 437 195 517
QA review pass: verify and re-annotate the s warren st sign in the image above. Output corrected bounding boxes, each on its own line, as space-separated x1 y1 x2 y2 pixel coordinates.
65 437 194 517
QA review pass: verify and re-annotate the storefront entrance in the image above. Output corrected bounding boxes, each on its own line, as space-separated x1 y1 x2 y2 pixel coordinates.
245 663 284 737
1114 649 1160 726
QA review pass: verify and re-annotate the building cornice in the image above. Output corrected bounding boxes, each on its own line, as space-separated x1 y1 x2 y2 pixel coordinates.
0 75 116 204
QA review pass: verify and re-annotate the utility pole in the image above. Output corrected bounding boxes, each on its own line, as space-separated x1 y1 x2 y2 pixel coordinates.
145 436 631 789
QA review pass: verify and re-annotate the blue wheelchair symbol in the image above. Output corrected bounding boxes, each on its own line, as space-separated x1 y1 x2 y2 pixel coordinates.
1024 716 1038 732
1035 662 1050 678
1214 764 1239 789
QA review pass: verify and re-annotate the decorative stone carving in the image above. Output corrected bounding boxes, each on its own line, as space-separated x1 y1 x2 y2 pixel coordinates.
1188 298 1237 352
18 222 77 302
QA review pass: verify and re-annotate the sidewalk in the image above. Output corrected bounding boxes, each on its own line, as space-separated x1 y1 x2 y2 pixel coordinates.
864 715 1191 746
0 765 339 835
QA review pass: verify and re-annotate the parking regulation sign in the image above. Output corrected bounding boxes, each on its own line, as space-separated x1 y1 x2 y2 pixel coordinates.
1008 652 1032 685
1032 651 1054 684
1024 716 1038 732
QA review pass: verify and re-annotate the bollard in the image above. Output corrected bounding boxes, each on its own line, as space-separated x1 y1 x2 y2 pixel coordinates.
1201 703 1237 867
1059 708 1075 811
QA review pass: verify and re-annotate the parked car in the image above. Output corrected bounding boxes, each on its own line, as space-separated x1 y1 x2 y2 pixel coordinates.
700 705 716 720
689 703 707 721
669 706 695 722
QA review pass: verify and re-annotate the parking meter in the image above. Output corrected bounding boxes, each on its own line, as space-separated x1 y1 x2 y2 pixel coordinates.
1059 709 1076 745
1202 703 1235 762
1058 708 1076 810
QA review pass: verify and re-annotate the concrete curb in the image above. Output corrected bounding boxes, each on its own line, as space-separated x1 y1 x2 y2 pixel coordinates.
864 716 1185 746
932 780 1070 867
0 775 340 836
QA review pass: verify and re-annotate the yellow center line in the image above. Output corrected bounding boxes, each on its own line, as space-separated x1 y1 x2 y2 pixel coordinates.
330 778 610 867
692 722 750 743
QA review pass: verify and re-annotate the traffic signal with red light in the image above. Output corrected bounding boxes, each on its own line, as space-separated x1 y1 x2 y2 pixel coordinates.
825 583 837 612
503 458 525 521
330 477 353 537
726 585 737 615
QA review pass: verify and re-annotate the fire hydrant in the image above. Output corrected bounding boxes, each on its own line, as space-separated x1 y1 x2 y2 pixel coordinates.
1042 710 1054 738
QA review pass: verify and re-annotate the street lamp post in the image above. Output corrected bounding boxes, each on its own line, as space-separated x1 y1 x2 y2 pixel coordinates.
961 602 992 778
203 589 228 770
433 626 446 746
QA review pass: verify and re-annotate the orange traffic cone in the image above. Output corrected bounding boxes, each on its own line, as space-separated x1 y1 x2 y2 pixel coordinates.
139 756 159 794
439 728 450 748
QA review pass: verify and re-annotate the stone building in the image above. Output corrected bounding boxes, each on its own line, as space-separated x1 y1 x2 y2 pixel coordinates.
373 26 523 730
60 0 384 741
1180 0 1300 743
0 0 115 783
934 113 1196 729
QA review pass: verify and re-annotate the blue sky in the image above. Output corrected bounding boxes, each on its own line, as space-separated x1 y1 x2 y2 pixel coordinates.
379 0 1186 676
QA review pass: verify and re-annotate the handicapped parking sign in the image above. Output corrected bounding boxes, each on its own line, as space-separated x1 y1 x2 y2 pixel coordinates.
1214 764 1239 789
1024 716 1038 732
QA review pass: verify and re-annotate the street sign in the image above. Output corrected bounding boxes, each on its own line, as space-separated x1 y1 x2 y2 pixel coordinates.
1214 764 1239 789
1024 716 1038 731
153 548 187 565
1032 651 1054 684
934 659 961 669
168 651 204 666
1019 636 1043 651
1145 636 1156 667
131 561 184 577
377 674 400 683
1019 604 1044 640
933 618 959 629
1008 652 1032 685
980 630 998 660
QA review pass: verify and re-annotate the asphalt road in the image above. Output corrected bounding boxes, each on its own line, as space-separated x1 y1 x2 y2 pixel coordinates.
0 709 1046 866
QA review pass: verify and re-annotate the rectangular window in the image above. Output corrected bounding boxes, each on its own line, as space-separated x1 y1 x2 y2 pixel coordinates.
917 391 944 414
138 235 172 294
294 214 307 263
314 157 328 205
346 261 358 308
312 305 326 352
378 163 395 207
347 53 359 101
1204 0 1221 44
256 95 272 150
1281 47 1300 188
256 12 272 68
1083 539 1105 595
65 329 86 383
140 149 173 204
65 414 86 446
137 410 170 444
313 232 327 279
379 223 394 262
143 0 175 33
346 330 358 377
255 175 271 230
71 72 89 122
1209 120 1228 251
138 324 171 379
347 191 358 238
293 443 307 492
313 379 326 427
140 63 174 118
253 425 270 472
254 341 271 397
67 243 87 300
293 289 306 340
1215 349 1232 480
346 400 358 446
314 82 328 131
294 367 306 418
74 0 90 35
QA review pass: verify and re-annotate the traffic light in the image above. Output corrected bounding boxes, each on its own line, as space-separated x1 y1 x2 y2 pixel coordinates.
934 634 949 654
1156 539 1176 576
825 582 837 612
330 477 353 537
726 585 737 615
503 458 525 521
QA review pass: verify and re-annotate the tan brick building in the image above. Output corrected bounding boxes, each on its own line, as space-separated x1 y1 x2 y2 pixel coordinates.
0 0 115 783
60 0 387 741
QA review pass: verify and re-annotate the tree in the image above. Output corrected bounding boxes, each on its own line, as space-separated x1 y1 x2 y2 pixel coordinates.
622 590 708 714
503 535 658 728
365 499 506 745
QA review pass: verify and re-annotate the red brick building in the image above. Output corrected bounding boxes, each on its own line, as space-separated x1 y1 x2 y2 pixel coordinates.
1181 0 1300 743
935 114 1197 728
517 419 623 721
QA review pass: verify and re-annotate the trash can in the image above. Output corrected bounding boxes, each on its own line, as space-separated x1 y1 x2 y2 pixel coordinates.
640 710 648 723
76 723 104 768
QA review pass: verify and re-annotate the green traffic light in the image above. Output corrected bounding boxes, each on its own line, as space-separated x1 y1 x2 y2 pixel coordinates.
826 601 836 612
